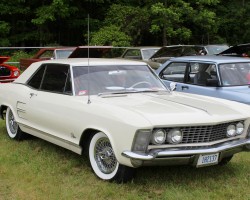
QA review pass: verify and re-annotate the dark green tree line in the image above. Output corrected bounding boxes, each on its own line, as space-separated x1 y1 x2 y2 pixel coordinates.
0 0 249 47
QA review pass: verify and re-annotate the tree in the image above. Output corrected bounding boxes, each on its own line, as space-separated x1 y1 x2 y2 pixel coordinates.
99 4 151 45
0 21 10 46
90 25 131 46
149 0 220 45
216 0 250 45
150 1 193 45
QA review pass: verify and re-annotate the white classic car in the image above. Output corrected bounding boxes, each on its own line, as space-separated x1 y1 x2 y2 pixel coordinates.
0 58 250 183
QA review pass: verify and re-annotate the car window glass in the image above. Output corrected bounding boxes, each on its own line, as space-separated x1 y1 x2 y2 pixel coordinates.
73 65 166 96
41 64 70 94
27 65 46 89
124 50 141 59
161 62 187 83
142 49 159 60
219 62 250 86
190 63 214 86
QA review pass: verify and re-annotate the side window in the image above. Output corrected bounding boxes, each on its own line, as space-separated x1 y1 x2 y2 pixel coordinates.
41 64 71 94
27 65 46 89
190 63 214 86
160 62 187 83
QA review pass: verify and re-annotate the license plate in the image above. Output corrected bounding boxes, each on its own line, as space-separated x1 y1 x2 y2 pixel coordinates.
197 153 219 167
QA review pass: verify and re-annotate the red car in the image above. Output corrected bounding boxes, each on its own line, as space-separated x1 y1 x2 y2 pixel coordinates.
19 47 75 70
0 56 20 83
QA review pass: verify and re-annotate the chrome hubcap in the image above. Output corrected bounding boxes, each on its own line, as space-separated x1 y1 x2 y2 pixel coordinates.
94 137 117 174
8 110 18 135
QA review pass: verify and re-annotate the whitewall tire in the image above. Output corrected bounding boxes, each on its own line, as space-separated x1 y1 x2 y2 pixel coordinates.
5 107 26 140
88 132 135 183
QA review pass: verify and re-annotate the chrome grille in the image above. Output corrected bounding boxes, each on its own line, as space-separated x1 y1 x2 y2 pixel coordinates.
0 66 11 76
158 121 242 144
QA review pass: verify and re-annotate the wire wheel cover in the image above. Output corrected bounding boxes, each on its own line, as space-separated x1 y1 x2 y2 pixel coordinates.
8 109 18 135
94 137 117 174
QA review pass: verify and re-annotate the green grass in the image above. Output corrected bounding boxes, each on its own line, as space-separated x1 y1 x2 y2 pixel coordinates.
0 119 250 200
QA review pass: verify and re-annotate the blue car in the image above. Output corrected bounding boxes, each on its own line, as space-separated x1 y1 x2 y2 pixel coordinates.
156 56 250 104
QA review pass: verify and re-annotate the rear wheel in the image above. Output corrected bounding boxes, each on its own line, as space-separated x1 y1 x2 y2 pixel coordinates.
88 132 135 183
5 107 26 140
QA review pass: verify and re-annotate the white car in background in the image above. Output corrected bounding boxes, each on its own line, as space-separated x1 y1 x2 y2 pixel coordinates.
0 58 250 183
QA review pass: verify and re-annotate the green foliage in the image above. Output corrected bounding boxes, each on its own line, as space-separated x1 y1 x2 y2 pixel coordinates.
32 0 72 25
90 25 131 46
0 0 249 46
150 1 194 45
8 50 34 62
0 21 10 46
103 4 150 45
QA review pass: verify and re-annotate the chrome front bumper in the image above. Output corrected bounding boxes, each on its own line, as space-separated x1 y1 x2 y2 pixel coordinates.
122 138 250 167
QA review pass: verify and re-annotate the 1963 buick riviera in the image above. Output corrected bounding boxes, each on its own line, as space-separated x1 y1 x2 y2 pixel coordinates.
0 58 250 183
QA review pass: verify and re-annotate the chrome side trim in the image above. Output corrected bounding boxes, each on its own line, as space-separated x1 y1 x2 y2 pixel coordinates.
18 123 82 154
122 138 250 161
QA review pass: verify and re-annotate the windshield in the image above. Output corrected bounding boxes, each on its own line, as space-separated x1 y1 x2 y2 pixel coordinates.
219 62 250 86
73 65 167 95
205 45 229 55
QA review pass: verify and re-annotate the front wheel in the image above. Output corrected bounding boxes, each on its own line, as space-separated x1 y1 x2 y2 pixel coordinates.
88 132 135 183
5 107 26 140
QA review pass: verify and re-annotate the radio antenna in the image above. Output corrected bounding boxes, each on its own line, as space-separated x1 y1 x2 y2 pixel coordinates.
87 14 91 104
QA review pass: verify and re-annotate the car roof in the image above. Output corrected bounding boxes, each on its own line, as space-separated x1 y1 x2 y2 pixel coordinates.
168 55 250 63
15 58 148 84
33 58 147 66
124 46 161 50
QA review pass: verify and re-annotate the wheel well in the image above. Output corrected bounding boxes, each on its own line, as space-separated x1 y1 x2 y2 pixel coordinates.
79 128 99 155
0 105 7 119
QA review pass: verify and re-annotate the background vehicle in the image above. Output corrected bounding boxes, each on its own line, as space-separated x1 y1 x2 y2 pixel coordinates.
120 47 160 61
0 56 20 83
68 46 117 58
219 43 250 57
19 47 75 70
149 44 229 64
156 55 250 104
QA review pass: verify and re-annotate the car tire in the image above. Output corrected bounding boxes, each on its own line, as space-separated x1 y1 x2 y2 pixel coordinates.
88 131 135 183
219 155 233 166
5 107 26 140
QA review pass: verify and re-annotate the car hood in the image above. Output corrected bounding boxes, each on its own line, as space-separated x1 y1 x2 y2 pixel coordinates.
0 56 10 64
96 92 247 126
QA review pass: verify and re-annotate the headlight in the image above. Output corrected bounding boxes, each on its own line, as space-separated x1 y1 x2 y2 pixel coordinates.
227 124 236 137
167 128 183 144
132 130 151 153
236 122 244 135
13 71 19 77
151 129 166 145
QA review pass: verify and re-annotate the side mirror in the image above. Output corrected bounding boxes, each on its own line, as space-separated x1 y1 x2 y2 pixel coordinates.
169 82 177 91
207 79 219 87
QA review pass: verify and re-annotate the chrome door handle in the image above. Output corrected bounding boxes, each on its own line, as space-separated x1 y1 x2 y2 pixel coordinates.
30 93 37 98
181 86 189 90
